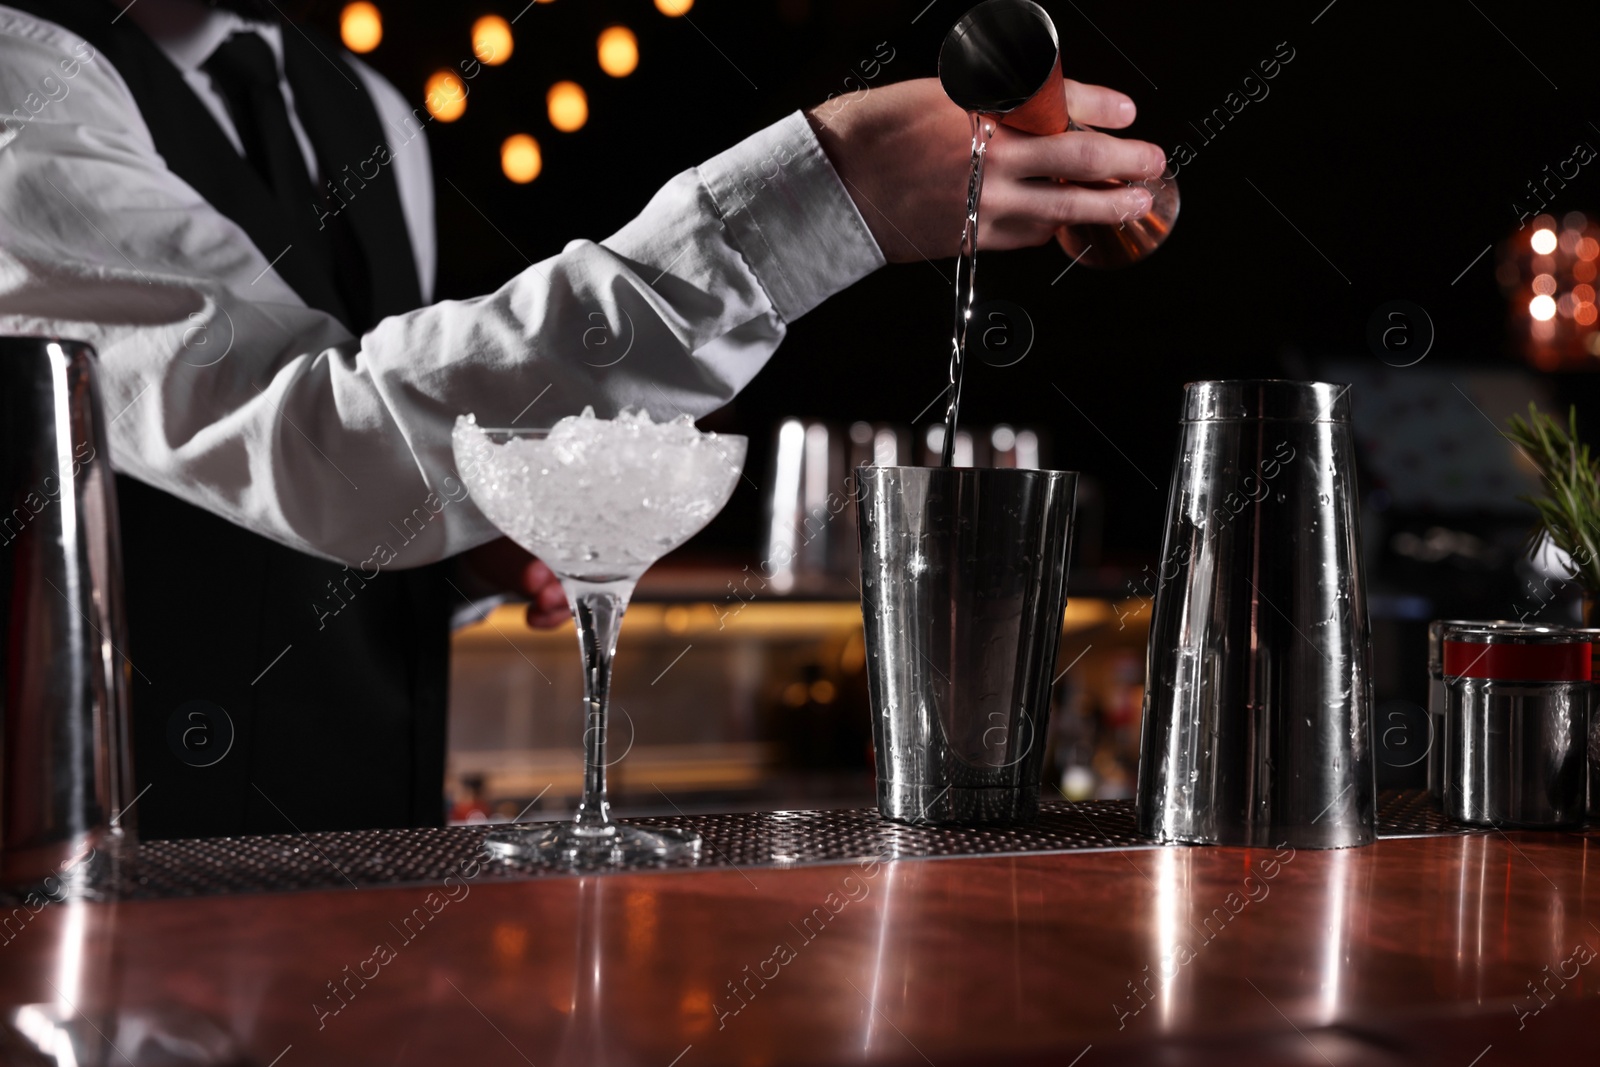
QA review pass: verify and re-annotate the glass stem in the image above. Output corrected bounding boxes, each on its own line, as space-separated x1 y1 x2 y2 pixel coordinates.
566 579 634 835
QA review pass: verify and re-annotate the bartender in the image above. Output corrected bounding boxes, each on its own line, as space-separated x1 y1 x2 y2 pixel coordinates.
0 0 1165 838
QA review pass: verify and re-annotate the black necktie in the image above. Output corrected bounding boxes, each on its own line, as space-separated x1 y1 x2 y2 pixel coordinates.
201 32 317 215
201 30 369 326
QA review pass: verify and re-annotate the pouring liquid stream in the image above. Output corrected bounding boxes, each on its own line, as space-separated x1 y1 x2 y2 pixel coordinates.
940 112 997 468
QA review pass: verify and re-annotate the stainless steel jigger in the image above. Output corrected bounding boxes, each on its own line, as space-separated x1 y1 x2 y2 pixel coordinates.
1136 381 1376 849
938 0 1179 268
856 466 1077 825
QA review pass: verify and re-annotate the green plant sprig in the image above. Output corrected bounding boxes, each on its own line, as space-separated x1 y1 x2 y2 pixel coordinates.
1504 403 1600 596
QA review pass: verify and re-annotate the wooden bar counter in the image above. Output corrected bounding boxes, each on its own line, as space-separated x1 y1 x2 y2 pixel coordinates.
3 830 1599 1065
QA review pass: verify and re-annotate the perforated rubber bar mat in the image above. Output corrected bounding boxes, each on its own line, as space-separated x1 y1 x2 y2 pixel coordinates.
12 791 1484 903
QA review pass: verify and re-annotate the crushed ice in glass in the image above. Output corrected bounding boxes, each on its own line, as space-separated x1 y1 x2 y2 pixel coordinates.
452 406 745 580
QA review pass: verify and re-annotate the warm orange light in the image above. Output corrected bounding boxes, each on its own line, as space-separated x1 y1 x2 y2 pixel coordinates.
1575 284 1596 304
1575 260 1597 283
1530 294 1557 321
679 986 714 1036
340 2 383 52
547 81 587 132
492 922 527 960
501 134 542 183
424 69 467 122
1577 304 1598 326
1579 237 1600 262
1532 273 1557 296
655 0 694 15
598 26 639 77
473 14 514 66
1531 228 1558 255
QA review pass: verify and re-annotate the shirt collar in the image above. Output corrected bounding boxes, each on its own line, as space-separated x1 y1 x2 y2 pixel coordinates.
123 0 287 75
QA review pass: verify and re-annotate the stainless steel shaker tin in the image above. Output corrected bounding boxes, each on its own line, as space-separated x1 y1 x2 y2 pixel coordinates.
1 337 134 890
1442 625 1590 829
1136 380 1376 849
856 465 1077 826
1427 620 1528 804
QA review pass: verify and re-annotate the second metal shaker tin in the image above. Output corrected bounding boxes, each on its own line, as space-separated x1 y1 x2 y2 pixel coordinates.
1442 625 1591 828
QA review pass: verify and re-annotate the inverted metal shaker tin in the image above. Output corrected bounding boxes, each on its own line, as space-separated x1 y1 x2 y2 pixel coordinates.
855 465 1077 825
1 337 134 890
1442 625 1590 828
1136 380 1376 849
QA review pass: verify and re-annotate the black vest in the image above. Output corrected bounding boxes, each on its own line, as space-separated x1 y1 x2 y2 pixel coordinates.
10 0 452 838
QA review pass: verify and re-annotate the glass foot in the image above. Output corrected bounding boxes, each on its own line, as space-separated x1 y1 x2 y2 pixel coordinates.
485 821 701 863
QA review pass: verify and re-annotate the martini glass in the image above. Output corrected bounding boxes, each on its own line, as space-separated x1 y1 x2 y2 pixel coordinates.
452 411 747 861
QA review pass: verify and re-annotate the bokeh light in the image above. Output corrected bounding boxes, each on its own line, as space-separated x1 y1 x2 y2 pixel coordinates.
424 69 467 122
501 134 542 184
1502 211 1600 368
473 15 514 66
547 81 588 132
655 0 694 15
340 2 382 53
598 26 639 77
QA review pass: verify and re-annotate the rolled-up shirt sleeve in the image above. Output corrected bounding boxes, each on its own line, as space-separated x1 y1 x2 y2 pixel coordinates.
0 12 885 568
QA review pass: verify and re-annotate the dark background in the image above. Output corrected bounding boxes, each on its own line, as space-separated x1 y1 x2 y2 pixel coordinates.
302 0 1600 570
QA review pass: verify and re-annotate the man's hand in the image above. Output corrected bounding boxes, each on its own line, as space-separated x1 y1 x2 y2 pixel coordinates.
459 537 570 629
518 557 570 629
808 77 1166 262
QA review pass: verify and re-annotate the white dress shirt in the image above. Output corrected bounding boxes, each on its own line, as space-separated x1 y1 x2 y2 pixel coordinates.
0 2 883 570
